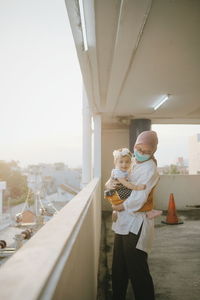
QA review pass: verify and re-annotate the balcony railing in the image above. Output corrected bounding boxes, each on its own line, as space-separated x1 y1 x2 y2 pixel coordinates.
0 178 101 300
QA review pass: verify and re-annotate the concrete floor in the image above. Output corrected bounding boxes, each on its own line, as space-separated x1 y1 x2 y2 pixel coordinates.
98 209 200 300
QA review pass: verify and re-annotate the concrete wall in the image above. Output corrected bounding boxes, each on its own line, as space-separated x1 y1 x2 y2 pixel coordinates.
0 178 101 300
154 175 200 210
102 128 129 210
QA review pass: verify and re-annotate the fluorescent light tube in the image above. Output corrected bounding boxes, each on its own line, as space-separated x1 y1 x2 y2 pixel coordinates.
154 94 170 110
78 0 88 51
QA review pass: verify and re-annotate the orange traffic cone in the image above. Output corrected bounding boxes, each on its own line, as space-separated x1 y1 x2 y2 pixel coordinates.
162 193 183 225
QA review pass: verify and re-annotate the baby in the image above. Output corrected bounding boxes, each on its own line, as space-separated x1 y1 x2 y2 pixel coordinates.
104 148 162 221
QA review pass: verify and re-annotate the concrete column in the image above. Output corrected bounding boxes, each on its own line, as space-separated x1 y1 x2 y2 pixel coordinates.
81 85 92 187
129 119 151 151
93 114 101 178
0 181 6 216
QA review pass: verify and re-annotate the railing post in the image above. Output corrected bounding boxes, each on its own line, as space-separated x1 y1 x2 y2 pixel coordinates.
81 84 92 187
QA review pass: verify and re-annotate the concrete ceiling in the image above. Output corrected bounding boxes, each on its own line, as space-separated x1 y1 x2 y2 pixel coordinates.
65 0 200 124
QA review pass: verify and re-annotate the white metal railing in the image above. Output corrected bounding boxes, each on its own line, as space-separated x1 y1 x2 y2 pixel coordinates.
0 178 101 300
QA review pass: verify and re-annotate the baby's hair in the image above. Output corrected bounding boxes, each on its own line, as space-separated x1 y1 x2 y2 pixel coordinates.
113 148 132 162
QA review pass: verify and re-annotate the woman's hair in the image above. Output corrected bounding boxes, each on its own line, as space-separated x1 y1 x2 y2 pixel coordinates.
113 148 132 162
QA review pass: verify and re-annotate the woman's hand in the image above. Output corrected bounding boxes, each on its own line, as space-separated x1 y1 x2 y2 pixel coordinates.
112 204 125 212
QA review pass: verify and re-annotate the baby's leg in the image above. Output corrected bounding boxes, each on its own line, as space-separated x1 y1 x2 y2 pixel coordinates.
106 192 124 205
112 210 118 222
146 209 163 219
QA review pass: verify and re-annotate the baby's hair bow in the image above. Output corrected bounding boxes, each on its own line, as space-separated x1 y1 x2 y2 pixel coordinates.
113 148 132 159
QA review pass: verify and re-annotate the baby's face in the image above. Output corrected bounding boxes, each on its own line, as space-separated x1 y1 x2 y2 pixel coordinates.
115 156 131 172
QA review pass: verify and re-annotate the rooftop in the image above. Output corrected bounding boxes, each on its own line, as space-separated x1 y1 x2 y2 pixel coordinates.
98 209 200 300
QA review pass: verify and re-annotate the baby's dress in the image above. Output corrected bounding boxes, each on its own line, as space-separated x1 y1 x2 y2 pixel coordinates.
111 169 132 200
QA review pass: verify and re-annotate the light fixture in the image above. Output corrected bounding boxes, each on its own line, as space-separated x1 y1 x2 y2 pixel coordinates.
78 0 88 51
154 94 170 110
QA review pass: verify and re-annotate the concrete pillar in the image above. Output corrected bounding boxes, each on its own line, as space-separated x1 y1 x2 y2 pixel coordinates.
81 85 92 187
129 119 151 151
93 114 101 178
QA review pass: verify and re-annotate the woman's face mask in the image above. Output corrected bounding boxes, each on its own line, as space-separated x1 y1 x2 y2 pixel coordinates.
134 149 151 162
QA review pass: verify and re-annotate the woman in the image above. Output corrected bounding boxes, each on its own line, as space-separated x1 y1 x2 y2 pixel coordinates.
105 130 159 300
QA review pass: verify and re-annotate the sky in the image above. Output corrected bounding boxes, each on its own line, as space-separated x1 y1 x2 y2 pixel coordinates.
0 0 82 168
0 0 200 168
152 124 200 166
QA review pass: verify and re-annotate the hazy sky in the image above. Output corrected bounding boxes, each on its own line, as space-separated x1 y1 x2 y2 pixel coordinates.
0 0 82 168
0 1 200 168
152 124 200 166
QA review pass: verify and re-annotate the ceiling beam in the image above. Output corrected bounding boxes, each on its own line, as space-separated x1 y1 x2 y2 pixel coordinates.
105 0 152 115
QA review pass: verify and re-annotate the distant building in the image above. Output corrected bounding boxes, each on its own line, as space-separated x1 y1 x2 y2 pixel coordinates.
26 163 81 204
175 157 188 174
21 210 36 223
45 182 80 204
37 163 81 191
189 134 200 174
157 156 188 175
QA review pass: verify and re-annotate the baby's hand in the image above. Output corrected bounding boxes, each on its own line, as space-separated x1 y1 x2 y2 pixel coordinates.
112 180 121 190
106 179 120 190
137 184 146 190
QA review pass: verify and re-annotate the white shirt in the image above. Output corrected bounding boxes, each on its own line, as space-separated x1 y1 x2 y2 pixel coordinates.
112 159 160 254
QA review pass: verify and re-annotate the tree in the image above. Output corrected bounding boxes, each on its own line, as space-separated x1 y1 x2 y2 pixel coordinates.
0 160 28 203
163 164 180 175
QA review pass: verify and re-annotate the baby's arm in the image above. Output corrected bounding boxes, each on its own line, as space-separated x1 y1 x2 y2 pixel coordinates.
105 177 121 190
117 177 146 190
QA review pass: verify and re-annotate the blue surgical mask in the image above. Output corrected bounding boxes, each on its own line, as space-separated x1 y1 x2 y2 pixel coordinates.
134 150 151 162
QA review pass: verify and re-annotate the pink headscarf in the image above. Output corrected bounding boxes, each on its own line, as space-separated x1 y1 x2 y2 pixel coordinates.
135 130 158 153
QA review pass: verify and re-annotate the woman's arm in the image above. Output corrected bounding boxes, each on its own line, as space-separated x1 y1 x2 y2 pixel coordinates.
117 177 146 190
114 164 159 213
124 169 159 213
